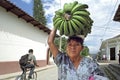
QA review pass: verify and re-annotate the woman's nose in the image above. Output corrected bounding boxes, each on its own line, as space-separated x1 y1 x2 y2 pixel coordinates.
70 45 76 49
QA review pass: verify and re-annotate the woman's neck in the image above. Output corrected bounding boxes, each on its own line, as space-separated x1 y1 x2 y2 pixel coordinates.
70 55 81 61
70 56 82 69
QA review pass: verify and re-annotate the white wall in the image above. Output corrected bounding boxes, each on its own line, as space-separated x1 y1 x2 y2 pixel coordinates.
0 7 49 61
106 41 120 60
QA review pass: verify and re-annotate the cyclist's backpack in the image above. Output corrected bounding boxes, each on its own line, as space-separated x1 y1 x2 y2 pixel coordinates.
19 54 29 66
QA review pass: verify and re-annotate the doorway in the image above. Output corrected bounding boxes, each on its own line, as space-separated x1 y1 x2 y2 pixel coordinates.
110 47 116 60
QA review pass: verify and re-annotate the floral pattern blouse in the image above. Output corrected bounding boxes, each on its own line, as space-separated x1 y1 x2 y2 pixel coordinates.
54 52 109 80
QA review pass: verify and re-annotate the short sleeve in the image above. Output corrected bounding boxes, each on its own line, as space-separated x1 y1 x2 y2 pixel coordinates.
54 52 65 66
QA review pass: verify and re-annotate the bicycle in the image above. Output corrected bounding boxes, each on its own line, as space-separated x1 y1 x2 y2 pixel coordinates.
16 68 37 80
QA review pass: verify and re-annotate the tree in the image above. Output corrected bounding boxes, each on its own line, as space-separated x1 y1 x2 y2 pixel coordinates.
47 37 67 63
97 51 103 60
54 37 67 52
33 0 47 25
81 46 90 56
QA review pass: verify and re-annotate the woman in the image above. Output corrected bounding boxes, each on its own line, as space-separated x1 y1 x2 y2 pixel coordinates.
48 28 109 80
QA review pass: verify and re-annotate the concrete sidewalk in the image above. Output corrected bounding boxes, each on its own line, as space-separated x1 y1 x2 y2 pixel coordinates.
0 64 56 80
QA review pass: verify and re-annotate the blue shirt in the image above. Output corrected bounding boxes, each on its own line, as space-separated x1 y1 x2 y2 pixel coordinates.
54 52 109 80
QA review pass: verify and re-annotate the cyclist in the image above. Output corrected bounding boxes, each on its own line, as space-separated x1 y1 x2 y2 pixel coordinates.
20 49 39 79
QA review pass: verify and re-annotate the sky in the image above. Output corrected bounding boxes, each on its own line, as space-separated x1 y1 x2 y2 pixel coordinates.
10 0 120 54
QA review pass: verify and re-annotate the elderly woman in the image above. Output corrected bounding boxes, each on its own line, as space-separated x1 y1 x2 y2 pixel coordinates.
48 28 109 80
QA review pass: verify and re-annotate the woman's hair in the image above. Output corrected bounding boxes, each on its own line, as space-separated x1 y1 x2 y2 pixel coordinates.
67 36 84 45
28 49 33 53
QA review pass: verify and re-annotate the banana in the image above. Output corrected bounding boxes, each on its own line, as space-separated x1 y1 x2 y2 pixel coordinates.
84 16 93 26
63 20 69 36
72 15 90 28
55 9 64 16
64 1 78 13
83 27 89 37
71 4 88 14
71 1 78 10
79 3 88 9
83 16 93 27
69 3 74 12
53 17 62 28
71 18 84 31
73 10 90 17
63 3 68 12
71 4 81 14
53 1 93 37
53 16 57 22
59 21 64 35
80 29 84 35
82 16 93 28
70 19 81 35
53 15 61 22
68 20 75 36
63 3 72 12
54 19 63 29
83 27 90 36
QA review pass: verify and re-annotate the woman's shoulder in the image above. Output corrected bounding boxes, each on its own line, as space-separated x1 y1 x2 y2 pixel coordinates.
83 56 93 61
82 56 98 64
54 51 68 59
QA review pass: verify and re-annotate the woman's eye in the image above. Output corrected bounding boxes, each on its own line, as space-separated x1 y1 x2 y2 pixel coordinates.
76 44 80 46
68 44 71 46
68 43 80 47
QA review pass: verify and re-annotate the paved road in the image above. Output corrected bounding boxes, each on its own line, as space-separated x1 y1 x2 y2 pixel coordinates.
37 66 58 80
2 65 58 80
2 61 116 80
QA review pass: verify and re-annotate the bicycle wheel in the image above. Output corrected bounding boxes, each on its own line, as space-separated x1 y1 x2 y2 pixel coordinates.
16 74 26 80
31 71 37 80
15 75 22 80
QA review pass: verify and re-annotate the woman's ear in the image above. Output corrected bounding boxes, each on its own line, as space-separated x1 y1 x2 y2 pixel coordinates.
66 46 68 52
82 46 84 49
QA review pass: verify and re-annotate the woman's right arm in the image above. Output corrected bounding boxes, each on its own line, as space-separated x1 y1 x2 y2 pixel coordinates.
47 28 59 58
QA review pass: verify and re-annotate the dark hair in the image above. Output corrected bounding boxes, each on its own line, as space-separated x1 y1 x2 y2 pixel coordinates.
67 36 84 45
28 49 33 53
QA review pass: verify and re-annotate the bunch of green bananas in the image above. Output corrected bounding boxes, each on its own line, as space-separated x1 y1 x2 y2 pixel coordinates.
53 1 93 37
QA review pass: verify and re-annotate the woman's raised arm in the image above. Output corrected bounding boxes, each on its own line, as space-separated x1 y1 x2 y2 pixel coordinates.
47 28 59 58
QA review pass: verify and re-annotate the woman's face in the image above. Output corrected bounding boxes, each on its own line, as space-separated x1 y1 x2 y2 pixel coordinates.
66 40 83 58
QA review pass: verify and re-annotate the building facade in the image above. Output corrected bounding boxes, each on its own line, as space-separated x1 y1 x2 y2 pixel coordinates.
100 4 120 61
0 0 51 75
100 35 120 61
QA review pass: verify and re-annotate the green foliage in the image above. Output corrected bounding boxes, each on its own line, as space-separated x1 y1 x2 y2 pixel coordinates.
54 37 67 52
33 0 47 25
81 46 90 56
96 51 103 60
